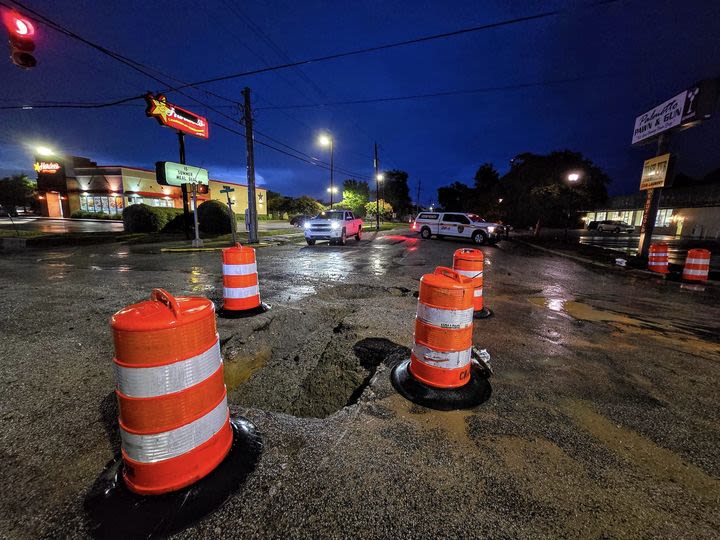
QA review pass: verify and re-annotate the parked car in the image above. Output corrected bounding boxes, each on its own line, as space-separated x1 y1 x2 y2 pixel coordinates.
0 206 18 217
586 220 599 230
596 220 635 233
290 214 312 227
411 212 504 245
303 210 363 245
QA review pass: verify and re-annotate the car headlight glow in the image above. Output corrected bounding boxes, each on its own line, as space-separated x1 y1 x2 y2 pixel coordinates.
331 222 339 230
487 226 496 233
304 222 311 229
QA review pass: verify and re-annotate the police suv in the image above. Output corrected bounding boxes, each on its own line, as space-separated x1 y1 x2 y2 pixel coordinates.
412 212 504 245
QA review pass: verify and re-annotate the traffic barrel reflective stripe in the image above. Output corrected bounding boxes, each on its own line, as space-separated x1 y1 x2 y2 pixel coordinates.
648 243 669 274
111 288 233 495
453 248 486 314
682 249 711 282
409 267 475 389
222 243 261 313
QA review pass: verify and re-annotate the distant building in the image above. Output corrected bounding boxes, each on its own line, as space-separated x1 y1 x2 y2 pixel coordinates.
582 182 720 239
34 155 267 218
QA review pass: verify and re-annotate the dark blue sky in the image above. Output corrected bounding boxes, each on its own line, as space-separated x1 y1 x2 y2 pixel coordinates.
1 0 719 204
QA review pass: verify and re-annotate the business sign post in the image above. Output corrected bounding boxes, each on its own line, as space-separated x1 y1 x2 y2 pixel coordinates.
145 93 210 240
633 78 719 258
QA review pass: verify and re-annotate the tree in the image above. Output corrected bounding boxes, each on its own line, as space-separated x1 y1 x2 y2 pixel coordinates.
287 195 324 216
382 170 412 216
437 181 474 212
472 163 501 214
341 179 370 217
0 174 36 210
500 151 610 227
365 199 393 220
267 190 292 215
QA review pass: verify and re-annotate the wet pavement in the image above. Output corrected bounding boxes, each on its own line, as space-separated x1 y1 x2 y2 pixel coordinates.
0 216 125 233
1 229 719 538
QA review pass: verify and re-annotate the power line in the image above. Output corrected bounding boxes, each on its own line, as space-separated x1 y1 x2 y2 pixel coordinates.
156 1 620 92
255 73 622 110
1 0 371 178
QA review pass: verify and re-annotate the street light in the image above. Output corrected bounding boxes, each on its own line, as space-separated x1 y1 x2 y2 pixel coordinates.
567 172 581 183
564 171 583 241
318 133 334 208
375 173 384 230
36 146 54 156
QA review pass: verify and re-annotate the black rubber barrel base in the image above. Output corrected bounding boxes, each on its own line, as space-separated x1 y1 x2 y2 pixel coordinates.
84 416 262 539
218 301 271 319
391 359 492 411
473 307 493 319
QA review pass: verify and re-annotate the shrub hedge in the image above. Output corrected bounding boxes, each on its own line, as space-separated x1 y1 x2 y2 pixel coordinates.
197 200 233 234
122 204 183 233
71 211 123 220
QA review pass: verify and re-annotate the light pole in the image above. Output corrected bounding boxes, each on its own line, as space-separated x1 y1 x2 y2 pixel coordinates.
318 133 334 208
376 173 384 230
564 171 582 242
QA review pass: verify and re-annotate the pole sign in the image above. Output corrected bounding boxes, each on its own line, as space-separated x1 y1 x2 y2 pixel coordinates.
632 79 719 145
145 93 209 139
33 160 62 174
155 161 209 186
639 153 672 191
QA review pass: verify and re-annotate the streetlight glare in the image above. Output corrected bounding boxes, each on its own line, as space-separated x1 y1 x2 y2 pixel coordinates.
36 146 54 156
318 134 332 147
567 172 581 182
327 187 338 193
376 173 385 181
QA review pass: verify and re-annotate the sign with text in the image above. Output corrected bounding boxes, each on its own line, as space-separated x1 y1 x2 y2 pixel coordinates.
145 93 209 139
155 161 208 187
639 153 672 191
632 91 686 145
33 160 62 174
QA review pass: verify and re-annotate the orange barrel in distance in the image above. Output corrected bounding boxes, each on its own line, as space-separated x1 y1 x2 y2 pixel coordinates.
221 243 261 315
111 288 233 495
453 248 492 318
410 267 476 389
648 243 669 274
682 249 711 282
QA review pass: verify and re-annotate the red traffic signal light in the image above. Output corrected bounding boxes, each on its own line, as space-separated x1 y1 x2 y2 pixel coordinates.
196 183 209 194
2 10 37 69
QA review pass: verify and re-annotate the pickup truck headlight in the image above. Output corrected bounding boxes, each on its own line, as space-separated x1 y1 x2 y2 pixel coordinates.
330 222 340 230
304 222 311 229
487 226 496 233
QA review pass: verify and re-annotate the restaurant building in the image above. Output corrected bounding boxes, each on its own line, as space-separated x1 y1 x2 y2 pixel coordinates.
581 181 720 239
34 155 267 218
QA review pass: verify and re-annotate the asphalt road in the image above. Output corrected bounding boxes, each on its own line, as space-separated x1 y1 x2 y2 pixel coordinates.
1 229 719 539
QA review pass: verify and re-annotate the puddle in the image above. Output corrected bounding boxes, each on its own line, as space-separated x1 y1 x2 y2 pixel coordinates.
223 344 271 391
528 297 720 356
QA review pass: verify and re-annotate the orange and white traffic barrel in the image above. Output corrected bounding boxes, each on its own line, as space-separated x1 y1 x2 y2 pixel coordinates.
391 267 492 411
86 288 262 537
220 243 268 317
453 248 492 318
648 243 669 274
682 249 711 282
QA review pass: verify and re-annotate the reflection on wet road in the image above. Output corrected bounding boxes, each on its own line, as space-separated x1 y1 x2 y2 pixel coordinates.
0 217 124 233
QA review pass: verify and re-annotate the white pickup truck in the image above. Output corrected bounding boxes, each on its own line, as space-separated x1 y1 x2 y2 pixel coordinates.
304 210 363 245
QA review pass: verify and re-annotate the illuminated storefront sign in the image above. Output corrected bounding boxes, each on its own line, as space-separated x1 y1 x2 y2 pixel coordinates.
145 93 209 139
155 161 209 186
639 153 673 191
33 161 61 173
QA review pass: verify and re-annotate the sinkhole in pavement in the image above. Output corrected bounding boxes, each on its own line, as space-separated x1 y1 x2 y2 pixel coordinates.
221 307 410 419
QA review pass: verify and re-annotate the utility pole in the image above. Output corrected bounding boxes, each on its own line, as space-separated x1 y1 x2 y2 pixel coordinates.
416 178 421 215
637 132 668 259
242 87 259 244
374 142 380 231
178 132 191 240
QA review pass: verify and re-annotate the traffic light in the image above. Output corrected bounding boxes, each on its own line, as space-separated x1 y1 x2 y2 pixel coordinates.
2 10 37 69
196 183 209 194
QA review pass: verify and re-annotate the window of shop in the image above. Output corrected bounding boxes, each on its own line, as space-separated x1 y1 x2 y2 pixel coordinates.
80 194 124 215
125 196 174 208
656 209 673 227
596 211 607 221
634 211 643 226
585 212 596 222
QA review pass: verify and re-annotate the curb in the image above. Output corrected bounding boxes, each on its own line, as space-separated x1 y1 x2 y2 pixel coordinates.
161 243 273 253
512 238 719 287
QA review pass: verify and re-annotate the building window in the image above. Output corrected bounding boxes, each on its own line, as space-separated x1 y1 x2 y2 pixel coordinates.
585 212 596 222
596 211 606 221
634 211 643 226
656 209 673 227
80 194 124 215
